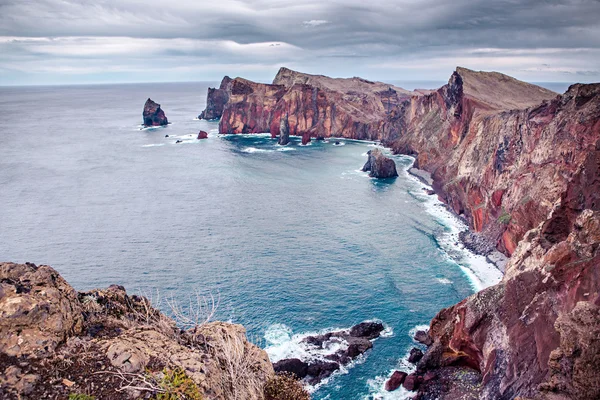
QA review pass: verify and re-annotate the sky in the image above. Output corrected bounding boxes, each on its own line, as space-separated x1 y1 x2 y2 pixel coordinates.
1 0 599 86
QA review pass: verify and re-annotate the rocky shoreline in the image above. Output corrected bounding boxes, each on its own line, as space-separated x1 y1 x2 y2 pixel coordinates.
198 67 600 399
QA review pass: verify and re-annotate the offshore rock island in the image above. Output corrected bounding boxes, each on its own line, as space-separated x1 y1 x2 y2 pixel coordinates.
199 67 600 399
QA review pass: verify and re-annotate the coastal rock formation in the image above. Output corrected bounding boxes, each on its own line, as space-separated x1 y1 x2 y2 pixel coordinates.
273 321 384 385
198 76 232 120
0 262 273 400
362 148 398 178
142 98 168 126
278 114 290 145
385 370 408 391
204 67 600 399
197 130 208 139
200 67 415 143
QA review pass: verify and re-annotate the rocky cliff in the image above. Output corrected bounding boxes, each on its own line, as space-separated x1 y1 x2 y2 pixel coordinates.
143 98 168 126
0 262 274 399
201 67 600 399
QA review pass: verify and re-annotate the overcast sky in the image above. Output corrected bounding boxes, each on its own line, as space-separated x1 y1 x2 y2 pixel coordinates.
1 0 599 85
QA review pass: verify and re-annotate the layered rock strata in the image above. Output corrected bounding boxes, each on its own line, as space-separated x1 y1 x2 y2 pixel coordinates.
201 67 600 399
0 262 273 400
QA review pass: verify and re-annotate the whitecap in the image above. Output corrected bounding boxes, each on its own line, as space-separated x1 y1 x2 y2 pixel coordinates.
242 147 271 153
363 347 419 400
437 277 453 285
264 322 389 393
141 143 165 147
277 147 296 151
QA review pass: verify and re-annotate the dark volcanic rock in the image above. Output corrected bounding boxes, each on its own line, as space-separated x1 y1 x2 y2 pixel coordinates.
273 358 308 379
143 98 168 126
197 130 208 139
408 347 424 364
414 330 433 346
385 371 408 391
278 114 290 145
346 337 373 357
306 361 339 384
362 149 398 178
349 321 385 339
199 76 232 120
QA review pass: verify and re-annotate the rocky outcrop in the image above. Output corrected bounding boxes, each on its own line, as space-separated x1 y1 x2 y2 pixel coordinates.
362 148 398 178
413 140 600 399
385 370 408 391
273 321 384 385
197 130 208 139
0 262 273 400
278 114 290 145
199 76 233 120
142 98 168 126
200 67 416 144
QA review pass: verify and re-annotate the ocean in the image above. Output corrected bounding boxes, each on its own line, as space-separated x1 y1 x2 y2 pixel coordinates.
0 82 503 399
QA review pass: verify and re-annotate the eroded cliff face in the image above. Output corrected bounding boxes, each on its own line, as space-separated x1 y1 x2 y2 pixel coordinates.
419 153 600 399
201 67 600 399
0 262 273 400
203 67 416 144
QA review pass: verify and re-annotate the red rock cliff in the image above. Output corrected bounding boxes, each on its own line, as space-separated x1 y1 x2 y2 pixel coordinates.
201 68 600 399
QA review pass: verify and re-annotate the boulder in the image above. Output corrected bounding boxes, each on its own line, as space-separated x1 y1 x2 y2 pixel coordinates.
349 321 385 339
278 115 290 145
385 370 407 391
0 262 83 357
306 361 339 384
197 130 209 139
143 98 168 126
346 337 373 357
414 330 433 346
403 373 420 391
273 358 308 379
408 347 424 364
362 149 398 178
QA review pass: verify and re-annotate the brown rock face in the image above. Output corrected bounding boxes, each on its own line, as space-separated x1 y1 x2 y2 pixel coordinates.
0 262 83 358
197 130 208 139
201 66 600 400
362 148 398 178
200 67 416 142
198 76 232 120
142 98 168 126
385 370 408 391
0 262 273 400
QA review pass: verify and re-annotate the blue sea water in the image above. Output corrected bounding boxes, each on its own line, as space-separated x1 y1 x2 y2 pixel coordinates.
0 82 502 399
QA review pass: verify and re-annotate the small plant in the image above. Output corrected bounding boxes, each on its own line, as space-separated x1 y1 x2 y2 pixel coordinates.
264 373 311 400
154 367 202 400
68 394 96 400
498 209 512 224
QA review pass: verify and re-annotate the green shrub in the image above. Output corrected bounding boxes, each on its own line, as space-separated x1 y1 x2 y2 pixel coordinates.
264 373 310 400
68 395 95 400
498 210 512 224
154 368 202 400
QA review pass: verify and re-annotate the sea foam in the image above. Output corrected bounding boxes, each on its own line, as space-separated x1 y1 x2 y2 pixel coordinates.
400 156 503 291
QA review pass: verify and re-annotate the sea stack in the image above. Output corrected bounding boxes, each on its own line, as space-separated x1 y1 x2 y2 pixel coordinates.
197 130 208 139
142 98 168 127
278 114 290 145
362 149 398 178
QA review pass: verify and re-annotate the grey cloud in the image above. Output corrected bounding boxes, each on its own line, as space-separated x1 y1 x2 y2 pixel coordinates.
0 0 599 85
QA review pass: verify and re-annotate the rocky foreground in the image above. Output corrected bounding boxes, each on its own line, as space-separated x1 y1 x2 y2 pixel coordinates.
201 68 600 399
0 262 275 399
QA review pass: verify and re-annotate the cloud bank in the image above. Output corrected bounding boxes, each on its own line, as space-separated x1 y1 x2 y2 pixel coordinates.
1 0 599 85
